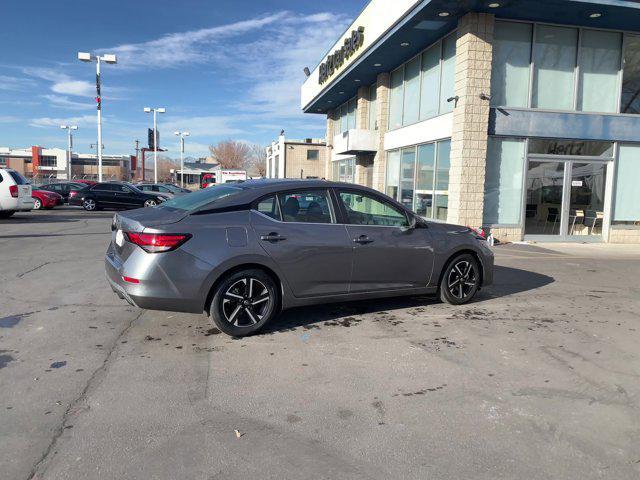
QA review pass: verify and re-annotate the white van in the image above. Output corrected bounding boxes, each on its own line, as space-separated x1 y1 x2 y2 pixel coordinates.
0 168 34 218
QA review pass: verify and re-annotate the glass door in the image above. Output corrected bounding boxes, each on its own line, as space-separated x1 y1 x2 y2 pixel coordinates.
524 160 565 236
568 162 607 237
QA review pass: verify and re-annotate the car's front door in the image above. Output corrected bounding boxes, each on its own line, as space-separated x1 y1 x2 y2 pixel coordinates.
336 189 434 293
251 189 352 298
114 185 143 208
91 184 116 206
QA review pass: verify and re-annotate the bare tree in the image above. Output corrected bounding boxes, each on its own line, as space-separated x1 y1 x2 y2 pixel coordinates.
156 155 179 182
246 143 267 177
209 140 251 169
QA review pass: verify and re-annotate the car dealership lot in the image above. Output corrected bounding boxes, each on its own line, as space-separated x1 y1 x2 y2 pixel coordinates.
1 209 640 480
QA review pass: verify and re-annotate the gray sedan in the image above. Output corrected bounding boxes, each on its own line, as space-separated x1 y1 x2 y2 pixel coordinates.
105 180 494 337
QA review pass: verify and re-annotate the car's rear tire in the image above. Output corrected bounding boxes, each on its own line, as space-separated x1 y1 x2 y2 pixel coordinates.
0 211 15 218
33 198 42 210
439 253 480 305
83 198 97 211
209 269 279 337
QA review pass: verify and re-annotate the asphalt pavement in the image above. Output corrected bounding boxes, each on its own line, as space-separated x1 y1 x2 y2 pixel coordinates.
1 208 639 480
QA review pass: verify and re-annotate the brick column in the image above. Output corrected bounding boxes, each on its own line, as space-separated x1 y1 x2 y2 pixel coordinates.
447 12 494 227
354 86 373 186
325 109 336 180
371 72 389 192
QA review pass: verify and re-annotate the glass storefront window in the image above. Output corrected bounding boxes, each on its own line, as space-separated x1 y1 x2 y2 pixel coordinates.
439 35 457 114
388 68 404 130
614 144 640 222
333 158 355 183
385 150 400 199
403 57 421 125
491 21 532 108
420 44 441 120
532 25 578 110
621 34 640 114
339 104 347 133
369 83 377 130
347 98 357 130
483 138 525 225
386 139 450 221
400 147 416 209
578 30 621 113
414 143 435 218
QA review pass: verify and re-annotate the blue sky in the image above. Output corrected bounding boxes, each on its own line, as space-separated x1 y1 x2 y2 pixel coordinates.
0 0 364 158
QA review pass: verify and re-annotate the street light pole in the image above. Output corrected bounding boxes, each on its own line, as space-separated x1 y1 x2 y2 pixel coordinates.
174 131 190 187
60 125 78 180
78 51 117 183
144 107 166 183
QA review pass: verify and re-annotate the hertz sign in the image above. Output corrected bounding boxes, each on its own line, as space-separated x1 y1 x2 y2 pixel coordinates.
318 26 365 85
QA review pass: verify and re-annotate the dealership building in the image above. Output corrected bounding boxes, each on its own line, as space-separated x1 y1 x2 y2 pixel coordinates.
301 0 640 243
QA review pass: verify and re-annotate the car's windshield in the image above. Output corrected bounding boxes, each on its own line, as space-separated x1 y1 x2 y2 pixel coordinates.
158 185 242 211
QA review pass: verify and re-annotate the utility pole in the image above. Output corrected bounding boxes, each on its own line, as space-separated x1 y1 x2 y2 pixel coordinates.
174 131 190 187
134 139 140 181
60 125 78 180
78 52 117 182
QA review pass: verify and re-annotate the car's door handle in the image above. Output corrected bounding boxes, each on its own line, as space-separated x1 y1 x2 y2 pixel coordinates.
353 235 374 245
261 233 286 242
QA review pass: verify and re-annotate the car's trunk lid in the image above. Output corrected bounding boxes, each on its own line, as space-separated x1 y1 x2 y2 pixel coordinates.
114 207 188 232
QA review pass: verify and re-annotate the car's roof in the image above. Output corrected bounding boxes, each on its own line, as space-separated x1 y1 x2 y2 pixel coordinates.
235 178 362 190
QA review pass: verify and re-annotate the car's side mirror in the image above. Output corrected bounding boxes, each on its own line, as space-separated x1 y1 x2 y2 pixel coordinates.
400 216 417 232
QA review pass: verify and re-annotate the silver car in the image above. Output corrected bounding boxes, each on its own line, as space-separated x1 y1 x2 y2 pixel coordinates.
105 180 493 337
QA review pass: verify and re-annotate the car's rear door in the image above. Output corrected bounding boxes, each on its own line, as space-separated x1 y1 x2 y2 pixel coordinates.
335 188 434 293
250 189 353 298
91 184 116 206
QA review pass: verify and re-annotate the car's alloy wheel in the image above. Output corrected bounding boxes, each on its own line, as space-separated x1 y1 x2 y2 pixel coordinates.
144 199 157 207
210 269 278 336
33 198 42 210
83 199 96 211
439 254 480 305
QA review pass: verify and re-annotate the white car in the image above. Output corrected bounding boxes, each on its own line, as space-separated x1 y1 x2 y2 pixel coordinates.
0 168 34 218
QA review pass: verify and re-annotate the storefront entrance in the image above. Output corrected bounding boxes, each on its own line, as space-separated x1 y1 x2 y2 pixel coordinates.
523 140 612 241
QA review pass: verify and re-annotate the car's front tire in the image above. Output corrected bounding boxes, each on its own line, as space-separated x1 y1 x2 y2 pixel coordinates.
209 269 279 337
439 253 480 305
83 198 97 211
33 198 42 210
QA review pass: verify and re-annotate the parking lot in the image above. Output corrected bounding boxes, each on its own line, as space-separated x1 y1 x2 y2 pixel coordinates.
1 207 640 480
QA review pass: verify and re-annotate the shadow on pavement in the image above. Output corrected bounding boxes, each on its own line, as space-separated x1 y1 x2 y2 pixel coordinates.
260 265 554 335
1 211 114 224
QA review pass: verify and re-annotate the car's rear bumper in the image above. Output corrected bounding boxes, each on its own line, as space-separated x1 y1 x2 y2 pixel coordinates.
105 249 204 314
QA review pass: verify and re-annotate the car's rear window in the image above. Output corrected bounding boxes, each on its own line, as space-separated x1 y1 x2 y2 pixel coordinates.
159 185 242 212
8 171 28 185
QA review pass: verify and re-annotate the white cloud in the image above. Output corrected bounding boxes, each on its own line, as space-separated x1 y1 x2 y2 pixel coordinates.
0 115 21 123
51 80 94 97
99 12 291 69
30 115 96 128
42 94 94 110
0 75 36 91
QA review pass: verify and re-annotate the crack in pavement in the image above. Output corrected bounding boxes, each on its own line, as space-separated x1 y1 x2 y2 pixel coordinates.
16 262 52 279
27 309 145 480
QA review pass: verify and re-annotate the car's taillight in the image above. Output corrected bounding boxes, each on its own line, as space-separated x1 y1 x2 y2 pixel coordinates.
9 185 18 198
125 232 191 253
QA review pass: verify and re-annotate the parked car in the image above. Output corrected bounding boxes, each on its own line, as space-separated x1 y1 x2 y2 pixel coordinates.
135 183 185 198
38 182 87 203
106 179 494 337
32 188 64 210
0 168 34 218
70 182 166 211
162 183 191 194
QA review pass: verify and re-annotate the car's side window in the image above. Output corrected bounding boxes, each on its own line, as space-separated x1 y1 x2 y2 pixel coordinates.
120 186 132 193
255 195 280 221
277 190 334 224
338 191 409 227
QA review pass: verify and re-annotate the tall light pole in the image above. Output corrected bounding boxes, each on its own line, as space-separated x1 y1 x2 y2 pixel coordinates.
60 125 78 180
144 107 165 183
78 51 117 183
174 131 190 187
